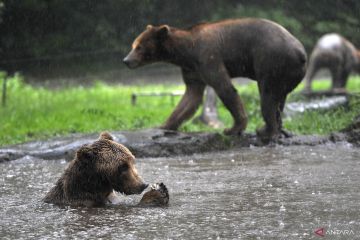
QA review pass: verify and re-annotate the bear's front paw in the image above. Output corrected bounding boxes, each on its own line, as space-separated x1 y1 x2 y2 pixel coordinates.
223 125 244 136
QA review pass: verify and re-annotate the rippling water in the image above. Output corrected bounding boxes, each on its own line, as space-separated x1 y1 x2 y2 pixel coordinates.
1 144 359 239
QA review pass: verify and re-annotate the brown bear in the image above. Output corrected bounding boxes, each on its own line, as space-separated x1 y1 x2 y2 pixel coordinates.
303 33 360 93
123 18 307 141
43 132 148 207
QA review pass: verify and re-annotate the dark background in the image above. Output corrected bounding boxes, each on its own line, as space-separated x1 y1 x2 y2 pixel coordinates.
0 0 359 81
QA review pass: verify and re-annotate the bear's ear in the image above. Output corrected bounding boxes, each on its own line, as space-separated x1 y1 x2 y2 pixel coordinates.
158 25 170 37
99 132 114 141
146 24 153 30
76 144 96 161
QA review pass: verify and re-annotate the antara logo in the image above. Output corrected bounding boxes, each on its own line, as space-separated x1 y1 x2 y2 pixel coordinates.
314 228 325 237
314 227 355 237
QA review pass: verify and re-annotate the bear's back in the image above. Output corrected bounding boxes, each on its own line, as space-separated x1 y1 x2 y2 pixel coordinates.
191 18 304 64
193 18 297 46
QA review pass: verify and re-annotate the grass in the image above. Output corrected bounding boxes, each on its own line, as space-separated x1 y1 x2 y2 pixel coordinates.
285 77 360 135
0 73 359 146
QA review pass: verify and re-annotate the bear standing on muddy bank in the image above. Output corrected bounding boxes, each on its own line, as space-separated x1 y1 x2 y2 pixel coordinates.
124 18 307 141
303 33 360 93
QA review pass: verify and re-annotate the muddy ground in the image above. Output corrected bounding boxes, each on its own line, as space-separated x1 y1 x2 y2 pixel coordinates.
0 120 359 162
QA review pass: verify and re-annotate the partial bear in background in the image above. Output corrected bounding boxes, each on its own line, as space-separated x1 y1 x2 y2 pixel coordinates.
43 132 148 207
123 18 307 142
303 33 360 93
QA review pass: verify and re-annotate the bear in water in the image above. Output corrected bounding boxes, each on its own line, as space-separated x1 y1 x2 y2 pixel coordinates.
303 33 360 93
124 18 307 142
43 132 148 207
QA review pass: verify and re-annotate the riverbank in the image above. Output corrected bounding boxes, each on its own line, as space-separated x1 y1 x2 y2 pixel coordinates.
1 122 359 162
0 74 359 146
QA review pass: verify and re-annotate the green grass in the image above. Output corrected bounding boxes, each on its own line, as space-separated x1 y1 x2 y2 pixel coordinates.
0 73 359 146
286 76 360 135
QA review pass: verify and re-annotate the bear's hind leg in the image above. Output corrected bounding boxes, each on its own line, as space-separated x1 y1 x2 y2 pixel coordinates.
332 69 349 93
277 95 293 138
256 84 282 142
329 61 345 92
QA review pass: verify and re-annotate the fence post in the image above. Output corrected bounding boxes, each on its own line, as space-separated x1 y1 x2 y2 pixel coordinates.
2 75 7 107
131 93 137 106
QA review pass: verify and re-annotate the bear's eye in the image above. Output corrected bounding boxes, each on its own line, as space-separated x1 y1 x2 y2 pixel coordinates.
118 163 129 173
135 45 142 51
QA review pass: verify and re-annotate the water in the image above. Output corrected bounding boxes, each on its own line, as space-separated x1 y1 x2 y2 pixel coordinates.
1 145 359 239
285 96 348 117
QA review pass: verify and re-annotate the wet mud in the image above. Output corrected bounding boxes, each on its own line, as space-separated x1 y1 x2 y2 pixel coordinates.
0 126 357 162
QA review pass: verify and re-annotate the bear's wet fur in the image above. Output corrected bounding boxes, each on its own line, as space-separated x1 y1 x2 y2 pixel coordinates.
124 18 307 142
304 33 360 93
43 132 148 207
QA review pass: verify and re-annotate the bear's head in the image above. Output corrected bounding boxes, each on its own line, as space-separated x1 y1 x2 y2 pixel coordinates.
123 25 171 68
76 132 148 195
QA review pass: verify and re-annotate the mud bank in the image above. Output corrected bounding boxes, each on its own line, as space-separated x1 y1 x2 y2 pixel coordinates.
1 124 358 162
330 115 360 146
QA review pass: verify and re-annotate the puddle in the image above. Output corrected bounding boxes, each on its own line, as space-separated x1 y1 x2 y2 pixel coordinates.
1 145 359 239
285 96 348 116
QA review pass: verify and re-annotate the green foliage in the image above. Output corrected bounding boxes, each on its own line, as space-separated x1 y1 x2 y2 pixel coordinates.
212 5 303 39
1 75 359 146
0 0 220 61
285 76 360 134
284 102 358 135
210 1 360 52
1 0 359 71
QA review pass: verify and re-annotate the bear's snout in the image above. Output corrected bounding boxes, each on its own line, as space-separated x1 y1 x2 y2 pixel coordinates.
123 52 140 69
141 183 149 192
121 181 148 195
122 56 131 66
133 182 149 194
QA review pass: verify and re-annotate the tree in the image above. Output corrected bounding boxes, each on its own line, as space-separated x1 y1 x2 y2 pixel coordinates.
0 0 359 75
